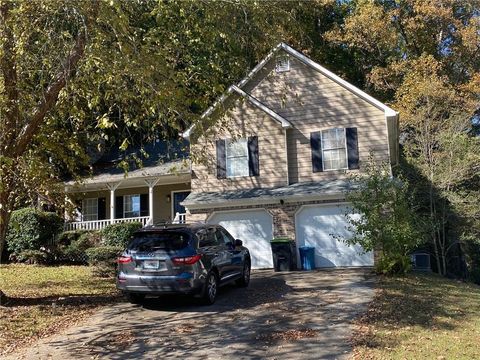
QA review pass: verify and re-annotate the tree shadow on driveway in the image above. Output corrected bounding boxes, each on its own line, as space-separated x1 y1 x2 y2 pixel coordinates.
11 269 375 360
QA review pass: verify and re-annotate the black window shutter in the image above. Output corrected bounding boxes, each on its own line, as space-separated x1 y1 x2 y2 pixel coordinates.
115 196 124 219
140 193 149 217
346 127 359 169
248 136 260 177
310 131 323 172
216 139 226 179
98 197 106 220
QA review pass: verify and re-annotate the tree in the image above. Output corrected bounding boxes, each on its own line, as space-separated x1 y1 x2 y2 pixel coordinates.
326 0 480 276
340 157 421 274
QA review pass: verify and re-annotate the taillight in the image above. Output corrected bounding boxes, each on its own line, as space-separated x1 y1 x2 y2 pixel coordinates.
172 254 202 265
117 255 133 264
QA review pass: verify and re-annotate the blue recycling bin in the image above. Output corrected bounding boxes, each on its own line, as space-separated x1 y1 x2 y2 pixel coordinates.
299 246 315 270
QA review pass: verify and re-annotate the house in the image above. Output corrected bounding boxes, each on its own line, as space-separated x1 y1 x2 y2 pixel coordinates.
66 43 399 270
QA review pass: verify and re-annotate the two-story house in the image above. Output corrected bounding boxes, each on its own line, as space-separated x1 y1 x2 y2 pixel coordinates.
66 43 399 270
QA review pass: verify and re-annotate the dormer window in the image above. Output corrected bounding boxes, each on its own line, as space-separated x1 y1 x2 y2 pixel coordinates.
275 55 290 73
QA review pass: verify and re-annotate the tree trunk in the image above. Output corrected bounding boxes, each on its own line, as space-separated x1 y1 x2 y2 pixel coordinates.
0 188 11 262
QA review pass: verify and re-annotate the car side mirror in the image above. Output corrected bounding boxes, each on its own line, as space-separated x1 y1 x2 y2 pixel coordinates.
234 239 243 247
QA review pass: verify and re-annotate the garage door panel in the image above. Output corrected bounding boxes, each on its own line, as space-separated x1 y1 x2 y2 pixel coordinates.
296 204 373 268
208 210 273 269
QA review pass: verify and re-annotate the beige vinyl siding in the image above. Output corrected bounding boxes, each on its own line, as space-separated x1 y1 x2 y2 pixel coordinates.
191 99 287 193
250 54 389 184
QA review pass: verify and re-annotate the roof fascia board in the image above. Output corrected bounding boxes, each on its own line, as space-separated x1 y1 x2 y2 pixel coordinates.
182 191 345 210
230 85 292 128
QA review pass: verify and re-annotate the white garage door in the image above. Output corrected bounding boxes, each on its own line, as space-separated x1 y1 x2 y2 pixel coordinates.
208 209 273 269
295 204 373 268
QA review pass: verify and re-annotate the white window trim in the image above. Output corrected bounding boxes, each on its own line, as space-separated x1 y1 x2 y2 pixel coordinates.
321 128 348 172
123 194 141 218
82 198 98 221
225 138 250 178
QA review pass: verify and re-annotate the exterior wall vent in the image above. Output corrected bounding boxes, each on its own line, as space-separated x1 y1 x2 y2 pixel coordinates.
275 55 290 73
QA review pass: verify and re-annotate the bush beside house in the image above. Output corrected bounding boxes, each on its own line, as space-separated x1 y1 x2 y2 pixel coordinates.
100 222 142 248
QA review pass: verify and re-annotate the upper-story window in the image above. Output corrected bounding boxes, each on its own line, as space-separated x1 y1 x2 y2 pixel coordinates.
82 198 98 221
124 194 141 218
226 138 249 177
275 55 290 73
311 127 359 173
321 128 348 171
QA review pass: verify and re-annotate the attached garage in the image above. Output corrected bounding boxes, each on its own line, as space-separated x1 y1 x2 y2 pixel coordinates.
295 204 373 268
208 209 274 269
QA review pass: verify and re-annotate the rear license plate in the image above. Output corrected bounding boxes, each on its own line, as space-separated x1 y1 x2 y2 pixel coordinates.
143 260 164 270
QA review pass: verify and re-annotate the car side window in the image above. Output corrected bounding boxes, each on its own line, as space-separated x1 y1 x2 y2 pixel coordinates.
218 228 234 245
197 227 219 248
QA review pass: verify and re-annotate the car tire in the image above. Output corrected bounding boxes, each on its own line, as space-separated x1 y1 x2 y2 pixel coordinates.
236 261 251 287
201 271 218 305
126 292 145 304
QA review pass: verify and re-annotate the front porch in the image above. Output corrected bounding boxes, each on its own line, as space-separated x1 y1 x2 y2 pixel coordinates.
65 174 191 231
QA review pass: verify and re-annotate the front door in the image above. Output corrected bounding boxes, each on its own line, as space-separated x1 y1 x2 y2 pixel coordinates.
172 191 190 220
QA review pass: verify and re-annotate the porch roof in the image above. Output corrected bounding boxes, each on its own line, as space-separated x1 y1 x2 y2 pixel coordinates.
182 179 357 210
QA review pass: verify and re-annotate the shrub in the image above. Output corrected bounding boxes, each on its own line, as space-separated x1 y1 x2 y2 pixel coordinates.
62 232 99 264
57 230 91 246
6 208 63 257
375 254 412 275
86 246 123 277
101 222 142 248
16 250 48 265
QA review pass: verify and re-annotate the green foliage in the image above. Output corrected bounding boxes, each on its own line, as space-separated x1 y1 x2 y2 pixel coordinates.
61 232 100 264
57 230 91 246
340 157 421 272
100 222 142 248
375 254 412 276
15 250 48 265
6 208 63 257
85 246 123 278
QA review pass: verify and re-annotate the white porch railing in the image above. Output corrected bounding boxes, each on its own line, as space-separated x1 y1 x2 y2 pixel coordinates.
64 216 151 231
172 212 186 224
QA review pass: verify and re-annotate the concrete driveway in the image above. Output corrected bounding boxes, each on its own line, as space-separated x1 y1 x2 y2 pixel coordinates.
7 269 374 360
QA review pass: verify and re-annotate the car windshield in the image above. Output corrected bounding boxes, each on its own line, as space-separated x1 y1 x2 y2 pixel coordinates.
127 231 190 252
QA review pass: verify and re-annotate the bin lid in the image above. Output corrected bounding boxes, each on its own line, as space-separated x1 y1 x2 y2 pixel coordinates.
299 246 315 250
270 238 292 243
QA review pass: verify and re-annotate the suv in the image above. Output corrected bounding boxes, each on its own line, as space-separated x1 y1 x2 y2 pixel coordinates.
116 224 251 305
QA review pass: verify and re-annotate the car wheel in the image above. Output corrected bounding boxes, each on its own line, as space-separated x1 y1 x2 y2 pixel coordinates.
126 292 145 304
201 272 218 305
236 261 251 287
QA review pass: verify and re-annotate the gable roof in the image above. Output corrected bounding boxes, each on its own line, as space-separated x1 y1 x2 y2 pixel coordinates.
182 42 398 139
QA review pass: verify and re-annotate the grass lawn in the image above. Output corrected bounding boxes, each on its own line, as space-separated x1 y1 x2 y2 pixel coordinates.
0 264 120 356
352 272 480 360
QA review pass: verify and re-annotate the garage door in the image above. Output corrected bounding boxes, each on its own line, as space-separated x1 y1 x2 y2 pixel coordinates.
295 204 373 268
208 210 273 269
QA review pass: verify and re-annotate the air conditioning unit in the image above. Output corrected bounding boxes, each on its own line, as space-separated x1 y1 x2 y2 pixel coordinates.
411 252 431 271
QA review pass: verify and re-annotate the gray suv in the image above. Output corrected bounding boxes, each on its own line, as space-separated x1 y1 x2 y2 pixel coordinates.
116 224 251 305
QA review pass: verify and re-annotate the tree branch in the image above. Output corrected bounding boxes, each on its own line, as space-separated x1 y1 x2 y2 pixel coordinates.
13 4 99 157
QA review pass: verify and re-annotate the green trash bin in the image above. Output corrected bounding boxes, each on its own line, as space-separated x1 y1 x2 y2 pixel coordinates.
270 238 296 271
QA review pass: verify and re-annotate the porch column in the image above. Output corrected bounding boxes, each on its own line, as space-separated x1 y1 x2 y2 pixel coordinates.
106 182 121 224
144 178 160 225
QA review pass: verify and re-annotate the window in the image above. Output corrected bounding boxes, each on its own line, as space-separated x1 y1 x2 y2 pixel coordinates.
226 138 249 178
322 128 347 170
216 228 235 246
124 194 141 218
275 55 290 73
82 198 98 221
